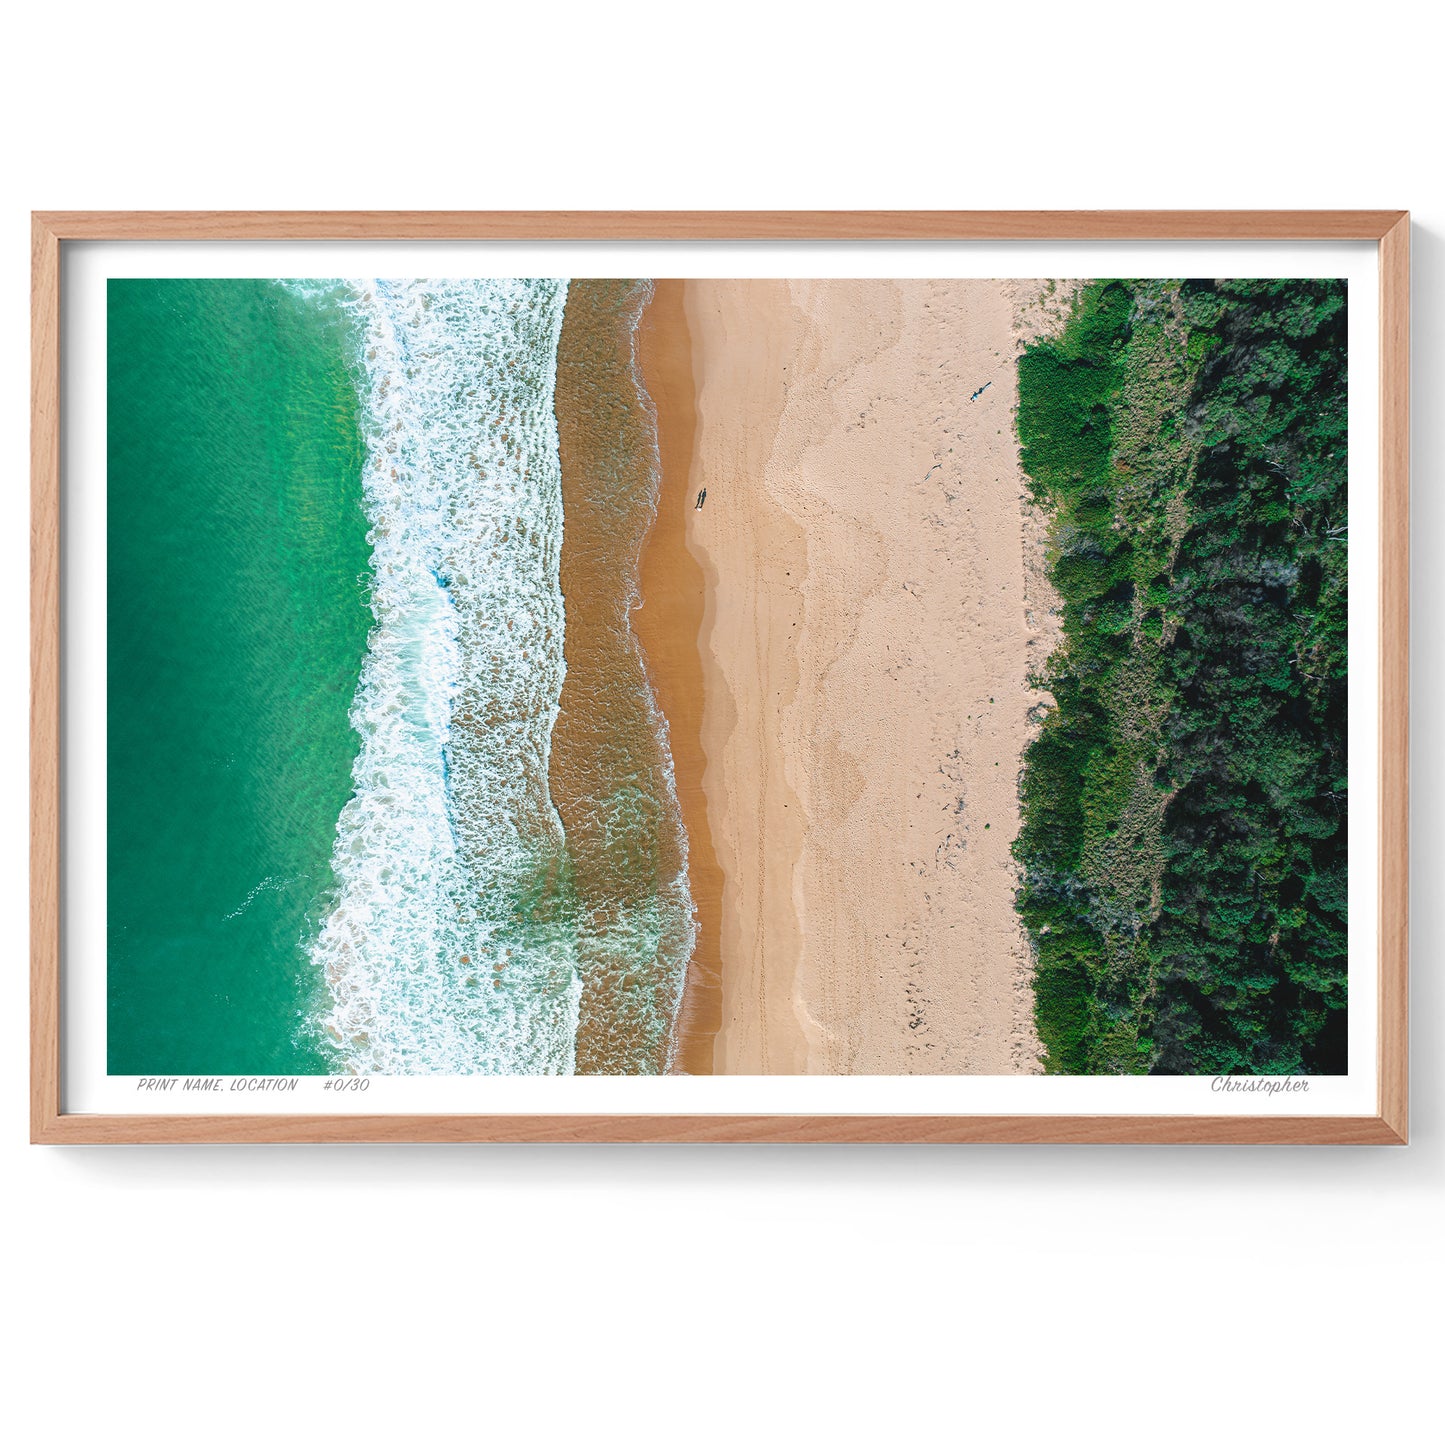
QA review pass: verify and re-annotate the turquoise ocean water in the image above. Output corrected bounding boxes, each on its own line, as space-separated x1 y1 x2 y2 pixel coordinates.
108 280 372 1074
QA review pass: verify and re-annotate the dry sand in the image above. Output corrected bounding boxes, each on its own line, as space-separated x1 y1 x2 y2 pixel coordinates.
639 278 1054 1075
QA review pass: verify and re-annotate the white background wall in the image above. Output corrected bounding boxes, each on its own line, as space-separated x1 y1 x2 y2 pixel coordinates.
4 3 1439 1439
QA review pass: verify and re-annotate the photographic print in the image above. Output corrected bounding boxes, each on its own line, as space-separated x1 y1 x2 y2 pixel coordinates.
105 272 1349 1081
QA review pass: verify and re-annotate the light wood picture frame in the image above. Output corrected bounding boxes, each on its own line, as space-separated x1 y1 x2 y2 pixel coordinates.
31 210 1409 1143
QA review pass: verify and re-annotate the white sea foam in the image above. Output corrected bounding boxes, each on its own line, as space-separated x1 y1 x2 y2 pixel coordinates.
310 278 580 1074
223 874 288 922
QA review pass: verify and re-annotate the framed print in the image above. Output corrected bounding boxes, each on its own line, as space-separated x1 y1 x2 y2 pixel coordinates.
31 210 1409 1143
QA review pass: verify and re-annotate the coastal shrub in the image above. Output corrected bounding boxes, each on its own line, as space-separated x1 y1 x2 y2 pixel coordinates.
1014 278 1348 1076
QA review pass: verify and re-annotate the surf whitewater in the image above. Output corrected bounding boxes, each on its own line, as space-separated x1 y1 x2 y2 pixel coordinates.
305 277 694 1075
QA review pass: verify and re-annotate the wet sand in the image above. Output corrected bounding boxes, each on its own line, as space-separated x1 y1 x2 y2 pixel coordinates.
634 282 725 1074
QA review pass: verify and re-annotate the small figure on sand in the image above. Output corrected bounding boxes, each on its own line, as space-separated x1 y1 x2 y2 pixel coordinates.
695 487 707 510
969 381 993 402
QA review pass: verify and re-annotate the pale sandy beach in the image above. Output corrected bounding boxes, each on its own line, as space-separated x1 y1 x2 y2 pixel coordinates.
640 278 1054 1075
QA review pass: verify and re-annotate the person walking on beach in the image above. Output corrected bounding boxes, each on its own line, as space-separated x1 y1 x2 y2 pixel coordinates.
695 487 707 510
969 380 993 402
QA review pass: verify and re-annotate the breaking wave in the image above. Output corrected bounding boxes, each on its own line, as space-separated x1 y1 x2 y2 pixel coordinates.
309 278 581 1074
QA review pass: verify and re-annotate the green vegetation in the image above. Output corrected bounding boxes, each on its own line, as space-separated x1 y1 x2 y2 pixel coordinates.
1013 278 1348 1075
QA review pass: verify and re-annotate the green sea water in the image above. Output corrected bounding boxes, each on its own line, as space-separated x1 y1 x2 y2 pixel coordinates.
107 279 372 1074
